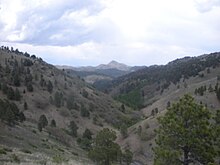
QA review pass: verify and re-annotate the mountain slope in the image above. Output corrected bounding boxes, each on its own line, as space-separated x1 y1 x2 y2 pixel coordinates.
116 55 220 165
96 60 131 71
0 47 140 164
105 52 220 109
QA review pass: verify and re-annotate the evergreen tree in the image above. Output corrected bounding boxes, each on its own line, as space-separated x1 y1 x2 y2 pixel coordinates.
78 128 93 150
54 91 62 108
123 149 133 165
121 104 125 112
83 128 93 140
69 121 78 137
216 86 220 101
120 124 128 138
50 119 56 127
13 74 20 87
38 123 43 132
153 94 216 165
88 128 122 165
214 110 220 156
7 87 15 100
26 83 33 92
14 88 21 101
82 89 88 98
66 94 74 110
24 102 28 110
47 80 53 93
38 114 48 130
4 107 16 125
80 105 90 117
2 83 8 94
18 112 26 122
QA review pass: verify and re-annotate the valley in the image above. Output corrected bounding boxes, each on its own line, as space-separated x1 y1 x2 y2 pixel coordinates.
0 46 220 165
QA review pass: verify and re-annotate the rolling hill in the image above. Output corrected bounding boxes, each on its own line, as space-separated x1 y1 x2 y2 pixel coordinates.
0 46 140 164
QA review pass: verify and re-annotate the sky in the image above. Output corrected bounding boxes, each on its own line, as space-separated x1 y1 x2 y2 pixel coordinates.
0 0 220 66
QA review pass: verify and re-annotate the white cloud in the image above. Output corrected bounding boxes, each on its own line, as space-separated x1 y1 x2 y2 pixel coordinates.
0 0 220 66
194 0 220 12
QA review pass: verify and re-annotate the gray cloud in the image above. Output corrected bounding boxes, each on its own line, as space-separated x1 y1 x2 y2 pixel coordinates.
0 0 106 45
194 0 220 12
0 0 220 66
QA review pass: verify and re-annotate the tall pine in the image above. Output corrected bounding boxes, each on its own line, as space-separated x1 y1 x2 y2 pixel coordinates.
154 94 215 165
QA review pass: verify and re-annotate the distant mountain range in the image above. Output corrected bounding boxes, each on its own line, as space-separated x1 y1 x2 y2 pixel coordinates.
56 61 145 84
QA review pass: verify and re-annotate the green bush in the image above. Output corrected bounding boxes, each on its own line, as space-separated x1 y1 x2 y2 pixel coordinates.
0 148 7 155
21 149 32 154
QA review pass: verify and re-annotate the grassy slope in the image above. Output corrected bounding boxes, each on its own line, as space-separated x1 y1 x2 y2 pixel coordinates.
0 49 136 164
117 66 220 165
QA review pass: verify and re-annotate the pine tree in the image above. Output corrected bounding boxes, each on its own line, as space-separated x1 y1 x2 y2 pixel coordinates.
14 88 21 101
88 128 122 165
66 94 74 110
69 121 78 137
123 149 133 165
120 124 128 138
24 102 28 110
47 80 53 93
54 92 62 108
216 86 220 101
83 128 92 140
214 110 220 157
7 87 15 100
154 94 216 165
26 83 33 92
50 119 56 127
38 115 48 131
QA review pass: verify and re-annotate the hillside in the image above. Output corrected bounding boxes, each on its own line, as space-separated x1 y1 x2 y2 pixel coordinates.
113 53 220 164
118 72 220 164
0 46 140 164
103 53 220 109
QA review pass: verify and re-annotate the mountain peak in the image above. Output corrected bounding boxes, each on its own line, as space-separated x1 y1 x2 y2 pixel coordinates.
108 60 119 65
97 60 130 71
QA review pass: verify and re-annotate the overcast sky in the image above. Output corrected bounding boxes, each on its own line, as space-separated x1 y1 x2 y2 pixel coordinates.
0 0 220 66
